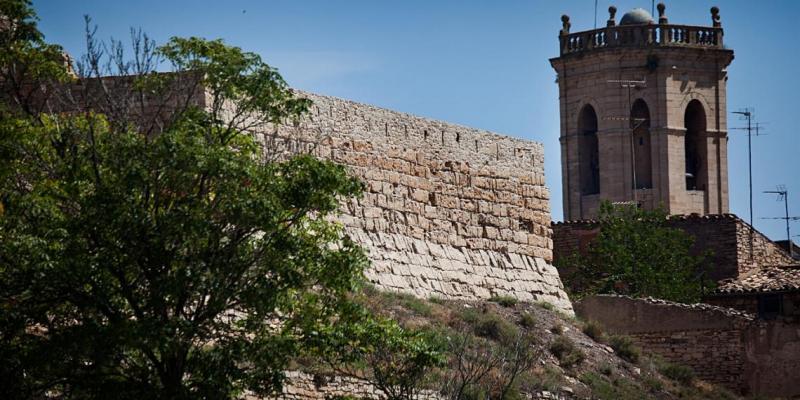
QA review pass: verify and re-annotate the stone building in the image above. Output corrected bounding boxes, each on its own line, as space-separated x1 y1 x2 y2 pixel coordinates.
549 4 798 296
550 4 733 220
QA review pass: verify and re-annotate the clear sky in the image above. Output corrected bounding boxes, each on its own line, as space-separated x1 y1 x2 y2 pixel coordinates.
33 0 800 242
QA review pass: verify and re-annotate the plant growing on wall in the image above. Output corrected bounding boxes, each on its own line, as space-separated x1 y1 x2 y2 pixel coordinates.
562 201 709 303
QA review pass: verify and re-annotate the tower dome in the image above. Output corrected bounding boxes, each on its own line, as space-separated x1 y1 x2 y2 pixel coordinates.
619 8 654 25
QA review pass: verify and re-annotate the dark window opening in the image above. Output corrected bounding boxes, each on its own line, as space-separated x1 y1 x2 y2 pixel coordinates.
684 100 707 190
758 294 783 320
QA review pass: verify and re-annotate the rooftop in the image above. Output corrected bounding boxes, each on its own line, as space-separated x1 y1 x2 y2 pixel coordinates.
715 266 800 295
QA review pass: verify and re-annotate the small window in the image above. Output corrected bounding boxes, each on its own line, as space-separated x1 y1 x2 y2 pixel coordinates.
758 294 783 319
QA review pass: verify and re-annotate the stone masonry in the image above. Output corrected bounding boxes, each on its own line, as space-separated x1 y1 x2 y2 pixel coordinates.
253 91 573 314
550 5 733 220
576 295 800 397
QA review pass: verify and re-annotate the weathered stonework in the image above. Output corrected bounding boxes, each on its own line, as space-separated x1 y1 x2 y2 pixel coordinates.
254 92 572 314
576 295 800 397
550 6 733 220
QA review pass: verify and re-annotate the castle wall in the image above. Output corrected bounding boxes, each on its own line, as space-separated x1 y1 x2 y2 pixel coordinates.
576 295 800 397
258 92 572 314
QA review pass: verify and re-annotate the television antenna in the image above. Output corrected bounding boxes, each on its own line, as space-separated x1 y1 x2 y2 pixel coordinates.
762 185 798 259
731 108 765 264
731 108 766 229
605 79 647 206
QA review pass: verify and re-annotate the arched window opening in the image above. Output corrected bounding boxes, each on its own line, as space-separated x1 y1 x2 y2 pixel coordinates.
631 99 652 189
578 105 600 195
684 100 707 190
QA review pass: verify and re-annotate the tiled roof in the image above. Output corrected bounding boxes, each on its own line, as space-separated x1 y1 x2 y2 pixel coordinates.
714 265 800 294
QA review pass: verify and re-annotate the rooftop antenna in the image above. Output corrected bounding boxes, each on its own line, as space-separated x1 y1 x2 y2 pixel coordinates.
731 108 765 263
762 185 799 259
605 79 647 206
594 0 598 29
651 0 655 18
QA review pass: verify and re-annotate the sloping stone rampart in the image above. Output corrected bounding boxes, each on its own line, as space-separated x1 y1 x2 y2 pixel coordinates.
252 92 572 314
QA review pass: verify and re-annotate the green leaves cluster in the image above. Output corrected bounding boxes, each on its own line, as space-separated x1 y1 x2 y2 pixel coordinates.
0 0 72 113
313 311 444 400
563 202 709 303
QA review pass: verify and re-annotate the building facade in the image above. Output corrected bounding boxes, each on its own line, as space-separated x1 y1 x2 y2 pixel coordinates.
550 4 734 220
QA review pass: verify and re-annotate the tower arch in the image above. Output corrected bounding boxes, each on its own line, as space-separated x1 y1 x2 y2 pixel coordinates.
577 104 599 195
684 99 707 191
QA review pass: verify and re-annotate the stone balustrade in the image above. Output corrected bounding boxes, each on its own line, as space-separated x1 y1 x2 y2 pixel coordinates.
559 24 724 56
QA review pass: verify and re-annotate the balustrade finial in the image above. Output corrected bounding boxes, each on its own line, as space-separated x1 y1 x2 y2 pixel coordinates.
657 3 668 24
710 6 721 27
607 6 617 27
560 14 571 35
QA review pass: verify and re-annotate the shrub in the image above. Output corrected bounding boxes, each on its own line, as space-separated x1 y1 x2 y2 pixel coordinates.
609 335 640 363
598 362 613 376
519 312 536 329
460 308 519 344
658 362 694 385
383 291 433 317
549 336 585 368
536 301 555 311
550 325 564 335
642 375 664 392
489 295 518 308
581 320 606 342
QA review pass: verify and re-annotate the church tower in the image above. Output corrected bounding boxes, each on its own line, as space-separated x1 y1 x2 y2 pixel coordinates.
550 4 734 220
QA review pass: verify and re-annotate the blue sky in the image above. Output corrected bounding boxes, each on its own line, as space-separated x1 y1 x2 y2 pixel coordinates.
34 1 800 242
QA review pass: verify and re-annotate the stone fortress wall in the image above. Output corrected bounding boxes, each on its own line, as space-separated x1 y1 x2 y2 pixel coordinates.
254 91 573 314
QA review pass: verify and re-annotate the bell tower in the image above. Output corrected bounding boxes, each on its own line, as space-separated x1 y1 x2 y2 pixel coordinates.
550 4 734 220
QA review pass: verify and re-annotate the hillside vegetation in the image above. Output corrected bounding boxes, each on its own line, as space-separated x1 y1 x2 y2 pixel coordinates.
293 287 743 400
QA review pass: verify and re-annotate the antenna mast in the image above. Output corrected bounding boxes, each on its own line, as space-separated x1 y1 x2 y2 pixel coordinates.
605 79 647 205
763 185 799 259
732 109 765 263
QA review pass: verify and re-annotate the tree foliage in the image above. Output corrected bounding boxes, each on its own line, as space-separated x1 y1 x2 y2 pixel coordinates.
314 311 444 400
0 2 410 399
562 201 709 303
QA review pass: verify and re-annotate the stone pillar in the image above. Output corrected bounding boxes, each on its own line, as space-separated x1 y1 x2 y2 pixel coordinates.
664 128 687 214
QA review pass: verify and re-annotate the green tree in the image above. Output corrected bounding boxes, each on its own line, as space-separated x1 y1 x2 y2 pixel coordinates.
0 2 390 398
314 313 444 400
563 201 709 303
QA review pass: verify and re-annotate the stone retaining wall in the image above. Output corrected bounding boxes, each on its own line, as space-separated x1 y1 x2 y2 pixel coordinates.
576 295 800 397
